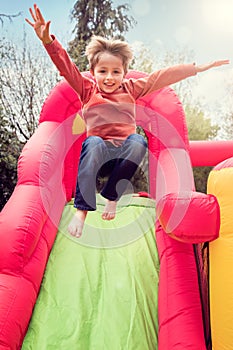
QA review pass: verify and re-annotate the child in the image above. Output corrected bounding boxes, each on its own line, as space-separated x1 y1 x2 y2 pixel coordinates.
26 4 229 238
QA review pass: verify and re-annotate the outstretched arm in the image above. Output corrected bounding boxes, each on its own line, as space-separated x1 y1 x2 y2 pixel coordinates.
25 4 53 44
25 4 93 101
195 60 230 73
128 59 230 100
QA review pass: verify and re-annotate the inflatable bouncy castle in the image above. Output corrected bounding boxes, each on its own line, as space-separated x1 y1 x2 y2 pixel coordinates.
0 71 233 349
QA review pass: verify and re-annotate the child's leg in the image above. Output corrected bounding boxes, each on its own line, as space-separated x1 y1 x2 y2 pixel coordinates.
74 136 108 211
68 209 87 237
101 134 147 220
102 200 117 220
68 136 108 236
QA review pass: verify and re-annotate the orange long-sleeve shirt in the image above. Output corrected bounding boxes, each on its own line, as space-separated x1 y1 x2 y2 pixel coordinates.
45 37 196 143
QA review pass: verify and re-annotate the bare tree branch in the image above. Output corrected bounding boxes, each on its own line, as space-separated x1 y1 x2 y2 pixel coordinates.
0 12 22 26
0 33 60 142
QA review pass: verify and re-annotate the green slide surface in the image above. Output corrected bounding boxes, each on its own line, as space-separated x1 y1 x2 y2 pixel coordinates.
22 195 159 350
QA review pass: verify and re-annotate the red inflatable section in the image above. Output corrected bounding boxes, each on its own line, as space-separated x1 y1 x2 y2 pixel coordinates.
0 71 219 349
190 140 233 166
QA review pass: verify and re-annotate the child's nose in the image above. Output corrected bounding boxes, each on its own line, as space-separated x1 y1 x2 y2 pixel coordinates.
106 72 113 79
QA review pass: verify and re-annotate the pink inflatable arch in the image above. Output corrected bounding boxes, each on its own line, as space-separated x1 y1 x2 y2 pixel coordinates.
190 140 233 166
0 71 221 349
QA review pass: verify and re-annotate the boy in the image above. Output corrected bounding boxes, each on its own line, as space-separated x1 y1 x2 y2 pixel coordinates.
26 4 229 237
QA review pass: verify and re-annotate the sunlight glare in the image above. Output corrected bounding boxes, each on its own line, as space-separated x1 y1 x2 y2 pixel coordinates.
201 0 233 33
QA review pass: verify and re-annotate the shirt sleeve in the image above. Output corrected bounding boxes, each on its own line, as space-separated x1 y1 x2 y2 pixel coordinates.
126 64 197 100
44 36 94 103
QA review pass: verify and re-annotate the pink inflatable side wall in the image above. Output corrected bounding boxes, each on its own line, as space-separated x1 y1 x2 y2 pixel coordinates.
0 71 218 349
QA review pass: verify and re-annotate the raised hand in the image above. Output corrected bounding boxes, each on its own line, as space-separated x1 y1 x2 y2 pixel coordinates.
25 4 53 44
210 60 230 67
196 59 230 73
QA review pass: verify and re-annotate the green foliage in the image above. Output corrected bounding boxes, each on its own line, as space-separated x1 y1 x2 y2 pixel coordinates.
185 104 219 193
185 104 219 141
68 0 136 70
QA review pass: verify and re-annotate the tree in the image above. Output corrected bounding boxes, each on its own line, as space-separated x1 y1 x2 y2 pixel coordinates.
0 105 24 210
0 34 60 143
68 0 136 70
0 34 60 209
219 81 233 139
130 41 154 73
185 104 219 193
221 112 233 140
185 104 219 141
0 12 21 26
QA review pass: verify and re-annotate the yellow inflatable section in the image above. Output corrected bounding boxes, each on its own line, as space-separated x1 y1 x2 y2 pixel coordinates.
208 158 233 350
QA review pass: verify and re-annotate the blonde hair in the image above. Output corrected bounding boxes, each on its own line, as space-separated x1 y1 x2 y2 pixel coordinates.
85 35 133 74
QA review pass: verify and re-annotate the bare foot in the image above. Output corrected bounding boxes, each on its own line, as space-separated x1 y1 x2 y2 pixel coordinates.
102 200 117 220
68 210 87 237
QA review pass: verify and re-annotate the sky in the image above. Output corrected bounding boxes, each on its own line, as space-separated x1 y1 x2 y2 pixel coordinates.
1 0 233 127
1 0 233 61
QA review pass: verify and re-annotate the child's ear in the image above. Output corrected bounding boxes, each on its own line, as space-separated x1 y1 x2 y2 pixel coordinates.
90 69 94 76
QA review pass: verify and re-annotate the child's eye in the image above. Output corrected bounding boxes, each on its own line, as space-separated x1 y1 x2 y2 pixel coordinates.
113 70 122 75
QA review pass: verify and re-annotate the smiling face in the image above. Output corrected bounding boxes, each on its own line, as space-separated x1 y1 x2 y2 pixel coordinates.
91 52 125 94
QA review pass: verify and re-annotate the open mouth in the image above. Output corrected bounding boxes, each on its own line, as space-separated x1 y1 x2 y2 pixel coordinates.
104 83 114 87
